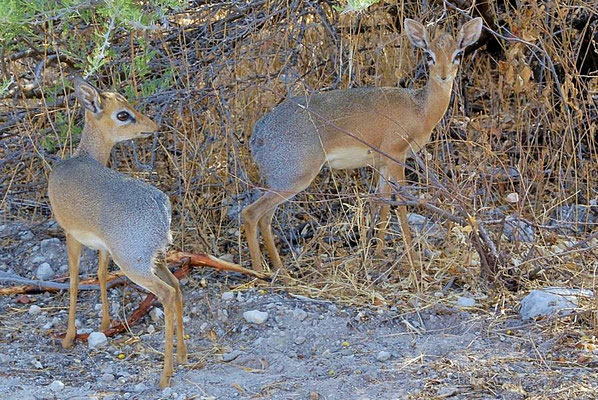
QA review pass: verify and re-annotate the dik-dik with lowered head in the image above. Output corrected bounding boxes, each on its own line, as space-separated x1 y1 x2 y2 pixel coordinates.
243 17 483 274
47 77 187 388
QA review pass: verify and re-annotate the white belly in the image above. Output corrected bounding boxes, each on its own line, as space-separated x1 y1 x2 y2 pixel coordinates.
70 230 109 251
325 147 379 170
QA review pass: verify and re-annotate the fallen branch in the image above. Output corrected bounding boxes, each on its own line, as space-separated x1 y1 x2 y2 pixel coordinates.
166 251 271 281
0 271 125 295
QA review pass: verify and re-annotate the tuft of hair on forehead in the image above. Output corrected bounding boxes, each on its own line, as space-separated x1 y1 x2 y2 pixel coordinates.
100 91 129 104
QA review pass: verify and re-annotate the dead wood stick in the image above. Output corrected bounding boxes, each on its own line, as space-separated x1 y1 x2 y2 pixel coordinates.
0 271 125 295
166 251 271 281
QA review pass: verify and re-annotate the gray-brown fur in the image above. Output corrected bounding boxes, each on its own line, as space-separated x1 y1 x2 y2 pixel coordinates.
46 77 186 388
243 18 483 275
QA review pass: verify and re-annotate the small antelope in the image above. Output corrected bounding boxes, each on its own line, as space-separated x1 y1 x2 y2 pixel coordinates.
47 77 186 388
243 18 483 273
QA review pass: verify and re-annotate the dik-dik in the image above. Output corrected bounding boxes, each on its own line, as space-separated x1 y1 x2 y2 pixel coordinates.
47 77 186 388
243 17 483 273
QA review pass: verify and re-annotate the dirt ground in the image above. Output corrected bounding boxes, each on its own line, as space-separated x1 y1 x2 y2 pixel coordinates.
1 220 597 400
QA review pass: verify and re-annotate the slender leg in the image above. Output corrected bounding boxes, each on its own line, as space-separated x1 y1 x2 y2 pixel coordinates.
62 235 82 349
156 284 175 389
242 197 266 272
98 250 111 331
375 166 391 253
386 163 417 268
258 207 284 272
242 192 292 273
155 262 187 364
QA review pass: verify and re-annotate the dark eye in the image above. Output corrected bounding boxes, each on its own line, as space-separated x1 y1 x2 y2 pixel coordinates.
424 52 435 64
117 111 131 121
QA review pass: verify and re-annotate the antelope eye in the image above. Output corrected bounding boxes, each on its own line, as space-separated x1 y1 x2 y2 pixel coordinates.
424 52 435 64
117 111 131 121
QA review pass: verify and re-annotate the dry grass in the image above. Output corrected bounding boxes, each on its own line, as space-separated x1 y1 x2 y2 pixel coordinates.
1 1 597 311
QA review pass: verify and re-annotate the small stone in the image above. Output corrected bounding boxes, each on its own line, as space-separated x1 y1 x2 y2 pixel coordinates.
520 288 594 320
36 263 54 281
221 291 235 301
30 255 46 265
438 386 458 397
40 238 62 253
456 296 476 308
147 324 155 334
49 380 65 392
505 192 519 203
243 310 269 324
133 383 148 392
295 336 306 345
376 350 391 362
100 373 115 383
221 350 242 362
20 230 34 240
28 304 42 315
236 292 244 302
150 307 164 322
292 308 308 321
88 331 108 349
183 316 190 323
162 387 173 397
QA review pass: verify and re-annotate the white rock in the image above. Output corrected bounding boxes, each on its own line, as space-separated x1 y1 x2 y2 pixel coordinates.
236 292 245 302
162 387 173 397
520 287 594 320
49 380 65 392
221 291 235 301
456 296 476 308
28 304 42 315
243 310 269 324
36 263 54 281
505 192 519 203
147 324 155 334
150 307 164 322
88 331 108 349
376 350 391 362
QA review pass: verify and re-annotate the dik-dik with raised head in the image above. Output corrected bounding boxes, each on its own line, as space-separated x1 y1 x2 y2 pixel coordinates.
47 77 186 388
243 17 483 274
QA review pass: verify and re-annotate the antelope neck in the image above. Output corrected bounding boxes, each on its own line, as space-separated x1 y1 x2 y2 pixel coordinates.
73 111 114 166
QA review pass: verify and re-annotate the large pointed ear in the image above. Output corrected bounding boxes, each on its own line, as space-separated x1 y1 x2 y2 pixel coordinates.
457 17 483 51
72 76 103 115
404 18 429 49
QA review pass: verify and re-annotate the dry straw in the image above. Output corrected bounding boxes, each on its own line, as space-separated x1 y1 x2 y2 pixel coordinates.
0 1 596 310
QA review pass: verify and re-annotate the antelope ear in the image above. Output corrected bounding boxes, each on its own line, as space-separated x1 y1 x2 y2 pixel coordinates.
72 76 103 115
457 17 483 51
404 18 429 49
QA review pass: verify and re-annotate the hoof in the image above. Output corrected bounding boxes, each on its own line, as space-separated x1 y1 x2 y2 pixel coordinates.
61 337 75 349
177 353 188 365
159 375 171 389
